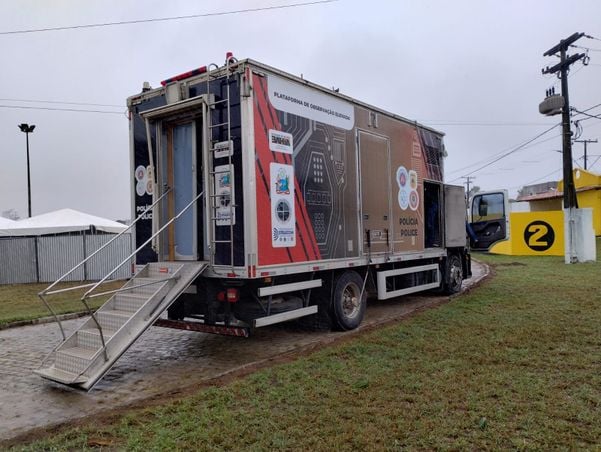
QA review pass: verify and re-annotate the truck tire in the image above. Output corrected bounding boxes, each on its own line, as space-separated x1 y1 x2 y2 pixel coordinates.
442 253 463 295
332 271 366 331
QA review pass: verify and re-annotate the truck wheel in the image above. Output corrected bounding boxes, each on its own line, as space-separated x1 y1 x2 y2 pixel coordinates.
442 253 463 295
332 271 366 331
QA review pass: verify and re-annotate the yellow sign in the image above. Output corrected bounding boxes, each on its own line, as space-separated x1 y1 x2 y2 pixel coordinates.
489 211 564 256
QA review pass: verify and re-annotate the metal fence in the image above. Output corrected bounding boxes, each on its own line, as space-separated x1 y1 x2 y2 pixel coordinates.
0 233 132 284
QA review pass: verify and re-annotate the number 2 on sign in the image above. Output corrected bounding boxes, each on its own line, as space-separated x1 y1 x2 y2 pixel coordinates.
527 224 548 247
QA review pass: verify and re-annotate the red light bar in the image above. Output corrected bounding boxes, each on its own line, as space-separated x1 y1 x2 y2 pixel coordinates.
160 66 207 86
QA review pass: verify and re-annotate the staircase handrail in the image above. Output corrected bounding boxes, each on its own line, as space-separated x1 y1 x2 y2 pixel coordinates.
82 189 205 301
80 189 205 356
37 188 171 341
85 277 178 300
40 187 172 298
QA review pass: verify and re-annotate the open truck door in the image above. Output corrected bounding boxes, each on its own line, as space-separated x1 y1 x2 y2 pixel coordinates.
469 190 509 250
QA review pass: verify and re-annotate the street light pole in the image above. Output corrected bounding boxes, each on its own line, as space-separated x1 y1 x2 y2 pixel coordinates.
18 123 36 218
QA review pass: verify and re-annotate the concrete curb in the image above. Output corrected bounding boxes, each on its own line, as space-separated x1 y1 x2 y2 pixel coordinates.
455 258 490 296
0 311 92 331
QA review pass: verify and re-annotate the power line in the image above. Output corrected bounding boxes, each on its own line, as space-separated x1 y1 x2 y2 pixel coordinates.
447 123 561 182
0 1 338 35
576 101 601 114
518 168 562 188
585 34 601 42
589 155 601 170
446 125 561 178
571 108 601 121
420 121 554 127
447 131 562 178
0 104 124 115
0 98 122 108
570 44 601 52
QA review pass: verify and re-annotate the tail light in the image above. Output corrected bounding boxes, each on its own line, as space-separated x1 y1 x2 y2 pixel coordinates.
226 288 239 303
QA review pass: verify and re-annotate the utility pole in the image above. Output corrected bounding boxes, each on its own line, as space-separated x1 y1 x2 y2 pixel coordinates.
574 139 597 170
461 176 475 210
461 176 475 199
541 33 590 263
542 32 586 209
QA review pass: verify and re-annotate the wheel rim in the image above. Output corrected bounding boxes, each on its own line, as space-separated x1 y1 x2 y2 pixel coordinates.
341 282 361 319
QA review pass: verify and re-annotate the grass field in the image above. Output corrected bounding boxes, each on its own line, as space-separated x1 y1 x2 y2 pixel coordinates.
0 280 125 327
11 240 601 450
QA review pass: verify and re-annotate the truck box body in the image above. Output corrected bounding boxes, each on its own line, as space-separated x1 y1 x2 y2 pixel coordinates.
128 59 455 280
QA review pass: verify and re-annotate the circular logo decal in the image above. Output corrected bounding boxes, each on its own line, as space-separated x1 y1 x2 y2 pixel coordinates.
398 190 409 210
276 199 291 223
409 190 419 211
219 191 231 207
136 180 146 196
135 165 146 181
396 166 408 188
524 220 555 251
409 170 418 190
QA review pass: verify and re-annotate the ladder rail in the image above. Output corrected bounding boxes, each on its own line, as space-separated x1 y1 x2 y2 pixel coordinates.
206 56 236 273
225 58 235 273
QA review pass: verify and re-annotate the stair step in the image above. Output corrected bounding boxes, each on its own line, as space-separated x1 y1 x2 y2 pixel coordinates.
55 346 98 374
35 366 88 385
96 310 132 331
37 261 209 390
127 277 168 295
113 293 148 313
77 327 116 349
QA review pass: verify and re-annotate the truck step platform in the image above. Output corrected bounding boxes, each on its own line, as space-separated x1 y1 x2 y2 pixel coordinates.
36 261 207 390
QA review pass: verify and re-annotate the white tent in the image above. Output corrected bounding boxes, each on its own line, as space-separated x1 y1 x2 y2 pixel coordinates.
0 217 16 230
0 208 128 236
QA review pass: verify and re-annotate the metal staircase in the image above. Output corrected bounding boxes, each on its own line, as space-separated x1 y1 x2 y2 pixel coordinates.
36 261 207 390
36 185 205 390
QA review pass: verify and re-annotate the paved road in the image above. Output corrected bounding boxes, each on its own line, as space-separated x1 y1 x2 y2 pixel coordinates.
0 262 487 441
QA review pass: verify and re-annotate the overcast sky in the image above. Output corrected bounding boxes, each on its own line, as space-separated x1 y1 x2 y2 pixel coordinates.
1 0 600 220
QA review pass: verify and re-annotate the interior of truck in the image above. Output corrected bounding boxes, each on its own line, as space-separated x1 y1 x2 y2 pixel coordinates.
424 181 442 248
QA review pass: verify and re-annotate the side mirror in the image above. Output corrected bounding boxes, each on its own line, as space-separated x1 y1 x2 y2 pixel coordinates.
478 201 488 217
